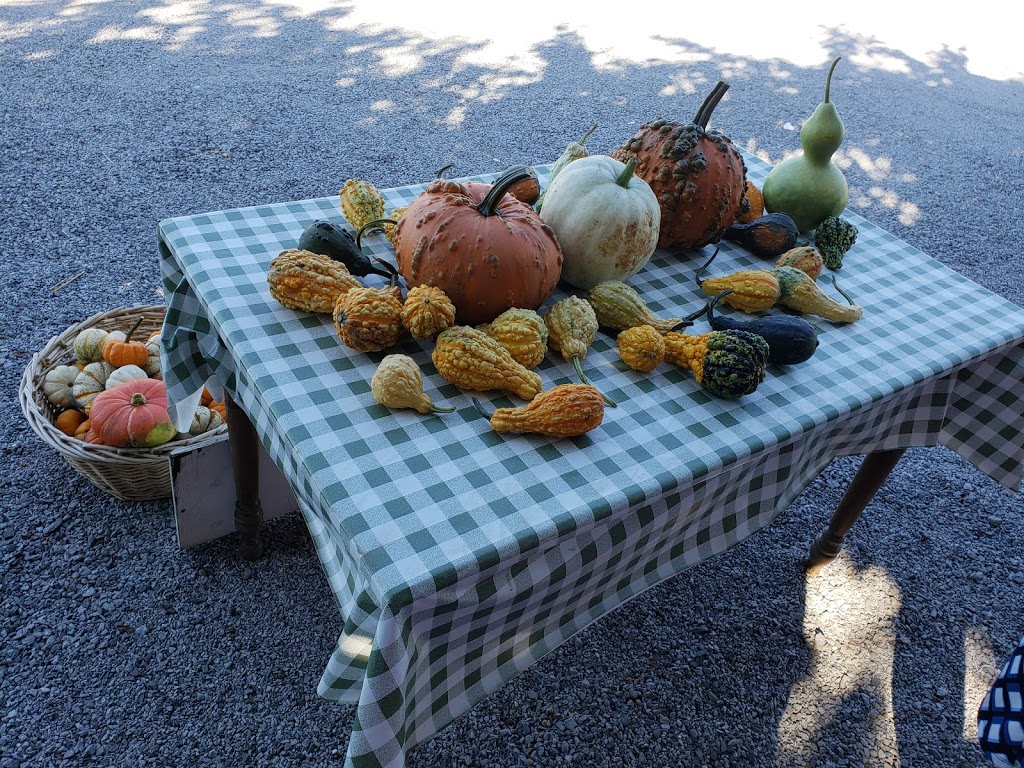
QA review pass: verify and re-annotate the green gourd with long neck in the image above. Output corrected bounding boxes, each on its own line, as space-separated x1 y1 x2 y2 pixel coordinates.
762 57 848 233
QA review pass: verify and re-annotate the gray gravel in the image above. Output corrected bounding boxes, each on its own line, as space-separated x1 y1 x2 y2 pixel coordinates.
3 5 1023 767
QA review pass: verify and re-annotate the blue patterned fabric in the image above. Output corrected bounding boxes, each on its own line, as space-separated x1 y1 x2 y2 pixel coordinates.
980 636 1024 768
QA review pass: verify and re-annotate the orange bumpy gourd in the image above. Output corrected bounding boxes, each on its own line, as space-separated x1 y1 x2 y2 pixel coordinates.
488 383 604 438
334 285 404 352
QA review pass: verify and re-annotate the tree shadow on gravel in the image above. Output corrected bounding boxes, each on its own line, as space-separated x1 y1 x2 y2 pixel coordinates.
3 4 1023 767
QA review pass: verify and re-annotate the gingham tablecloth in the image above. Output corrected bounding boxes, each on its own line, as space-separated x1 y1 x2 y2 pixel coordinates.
158 152 1024 768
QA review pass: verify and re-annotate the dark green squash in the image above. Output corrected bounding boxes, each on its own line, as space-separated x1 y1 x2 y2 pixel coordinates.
700 290 819 365
297 220 397 279
723 212 799 258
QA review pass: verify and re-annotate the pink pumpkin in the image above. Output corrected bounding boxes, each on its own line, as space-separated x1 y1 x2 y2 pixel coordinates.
89 377 177 448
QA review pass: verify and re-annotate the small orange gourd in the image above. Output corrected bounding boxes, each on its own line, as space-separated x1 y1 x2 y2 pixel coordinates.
617 325 666 373
774 246 824 280
269 249 362 314
401 285 457 340
334 285 404 352
486 383 604 438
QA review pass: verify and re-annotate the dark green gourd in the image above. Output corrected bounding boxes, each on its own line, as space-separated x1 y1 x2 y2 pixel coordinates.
297 220 397 279
702 290 819 365
762 57 848 233
723 212 799 258
700 329 770 399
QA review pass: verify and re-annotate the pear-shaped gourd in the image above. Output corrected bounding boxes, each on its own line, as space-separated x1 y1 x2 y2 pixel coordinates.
762 57 848 233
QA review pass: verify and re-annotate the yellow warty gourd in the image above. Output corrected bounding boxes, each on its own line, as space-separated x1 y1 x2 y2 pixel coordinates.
432 326 542 400
371 354 455 414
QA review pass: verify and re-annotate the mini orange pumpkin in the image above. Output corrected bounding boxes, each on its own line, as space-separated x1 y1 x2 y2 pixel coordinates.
102 317 149 368
55 409 87 437
393 165 563 325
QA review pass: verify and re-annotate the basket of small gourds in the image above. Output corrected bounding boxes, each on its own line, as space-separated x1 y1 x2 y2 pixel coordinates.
18 305 229 501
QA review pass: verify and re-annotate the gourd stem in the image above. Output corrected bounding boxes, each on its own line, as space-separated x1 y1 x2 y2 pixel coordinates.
356 218 399 251
123 316 144 344
477 165 539 217
615 157 639 188
470 396 493 420
576 123 598 146
693 81 730 130
130 393 147 407
693 247 721 287
824 56 841 103
830 275 855 305
435 162 456 179
572 356 617 408
431 404 457 414
682 289 735 325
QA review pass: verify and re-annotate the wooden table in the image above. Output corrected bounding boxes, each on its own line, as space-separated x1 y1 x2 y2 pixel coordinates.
157 153 1024 768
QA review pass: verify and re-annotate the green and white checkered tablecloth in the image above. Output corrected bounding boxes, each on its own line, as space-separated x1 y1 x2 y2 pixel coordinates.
158 152 1024 768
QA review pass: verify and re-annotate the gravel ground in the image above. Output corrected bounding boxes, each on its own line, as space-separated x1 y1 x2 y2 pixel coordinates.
2 4 1023 767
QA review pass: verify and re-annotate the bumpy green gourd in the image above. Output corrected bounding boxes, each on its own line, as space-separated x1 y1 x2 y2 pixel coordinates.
815 216 858 270
762 57 848 232
663 329 770 399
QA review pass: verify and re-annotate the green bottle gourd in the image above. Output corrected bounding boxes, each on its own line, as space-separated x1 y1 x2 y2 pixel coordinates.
762 57 848 233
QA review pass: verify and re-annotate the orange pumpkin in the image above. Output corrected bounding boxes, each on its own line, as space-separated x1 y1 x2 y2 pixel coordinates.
55 409 87 437
612 81 747 252
89 378 177 448
102 317 149 368
209 400 228 422
74 418 92 440
393 165 563 325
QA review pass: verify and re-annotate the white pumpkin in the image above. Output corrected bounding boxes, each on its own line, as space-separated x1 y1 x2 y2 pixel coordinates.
142 336 162 378
189 405 224 436
43 364 80 409
105 364 149 390
73 361 114 413
539 154 661 289
72 328 109 365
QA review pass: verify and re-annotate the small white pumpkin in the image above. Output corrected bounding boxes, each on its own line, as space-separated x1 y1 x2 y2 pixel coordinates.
73 361 114 413
43 364 80 409
189 405 224 436
72 328 110 365
539 154 661 289
142 336 162 378
105 364 149 390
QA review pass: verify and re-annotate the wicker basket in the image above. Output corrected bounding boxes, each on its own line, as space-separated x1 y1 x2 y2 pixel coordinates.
19 305 228 502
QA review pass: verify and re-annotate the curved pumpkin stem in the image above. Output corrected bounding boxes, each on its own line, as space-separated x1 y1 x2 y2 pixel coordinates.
615 157 639 188
477 165 539 217
435 162 456 179
693 81 730 130
123 316 145 344
571 356 617 408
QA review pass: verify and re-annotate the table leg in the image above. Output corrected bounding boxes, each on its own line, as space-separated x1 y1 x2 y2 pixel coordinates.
805 448 906 573
226 394 264 561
